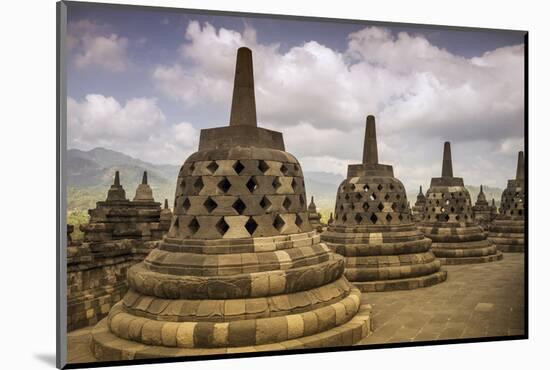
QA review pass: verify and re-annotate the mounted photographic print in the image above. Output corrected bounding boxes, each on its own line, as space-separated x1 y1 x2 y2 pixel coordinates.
56 1 527 368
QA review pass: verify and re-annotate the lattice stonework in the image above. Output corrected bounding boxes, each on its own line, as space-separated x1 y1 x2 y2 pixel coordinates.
171 158 311 239
334 177 411 227
421 187 473 224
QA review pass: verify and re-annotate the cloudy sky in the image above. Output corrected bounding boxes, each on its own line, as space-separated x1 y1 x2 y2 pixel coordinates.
66 3 525 191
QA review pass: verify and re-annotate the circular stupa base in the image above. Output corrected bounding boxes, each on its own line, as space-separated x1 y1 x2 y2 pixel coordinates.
90 304 372 361
489 236 524 253
436 251 503 265
350 270 447 292
494 243 524 253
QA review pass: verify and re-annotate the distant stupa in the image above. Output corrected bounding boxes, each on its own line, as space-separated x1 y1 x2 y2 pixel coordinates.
417 142 503 264
321 115 446 291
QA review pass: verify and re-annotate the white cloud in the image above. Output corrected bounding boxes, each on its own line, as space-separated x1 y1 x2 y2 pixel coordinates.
67 94 199 164
150 22 524 190
68 20 129 72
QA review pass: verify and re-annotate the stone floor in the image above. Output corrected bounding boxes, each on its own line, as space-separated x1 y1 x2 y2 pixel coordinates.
67 253 525 364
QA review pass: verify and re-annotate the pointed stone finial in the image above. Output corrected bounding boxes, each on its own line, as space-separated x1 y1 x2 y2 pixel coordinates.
164 199 169 209
142 171 148 185
492 198 496 206
114 171 120 186
516 151 524 181
419 185 423 195
480 184 484 194
362 115 378 165
229 47 257 127
441 141 453 177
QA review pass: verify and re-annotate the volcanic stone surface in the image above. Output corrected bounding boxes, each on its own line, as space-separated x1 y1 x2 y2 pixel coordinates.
90 47 371 361
321 116 447 292
417 142 503 265
489 151 525 252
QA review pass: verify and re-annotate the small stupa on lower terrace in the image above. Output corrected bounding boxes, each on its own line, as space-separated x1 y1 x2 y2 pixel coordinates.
91 47 372 360
321 115 447 292
417 142 503 264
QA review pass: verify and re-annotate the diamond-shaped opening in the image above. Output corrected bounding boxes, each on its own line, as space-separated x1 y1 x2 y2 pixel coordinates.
188 217 200 234
203 197 218 213
396 194 401 200
370 213 378 224
377 184 383 191
384 194 390 201
363 202 370 211
294 164 300 172
189 162 196 174
215 217 229 235
218 177 232 193
350 203 355 210
344 194 350 201
370 194 376 201
450 207 455 212
342 214 348 222
258 160 270 173
340 204 344 211
445 199 450 205
386 213 393 223
363 184 370 191
272 177 282 190
355 193 362 201
377 202 384 211
260 196 272 210
398 214 403 221
518 210 523 215
436 200 440 205
273 215 285 231
354 213 362 224
245 217 258 235
444 214 450 221
441 207 446 212
291 178 298 192
283 197 292 211
182 198 191 211
232 198 246 215
233 160 245 174
246 177 258 193
295 214 303 228
390 184 395 190
391 203 398 211
206 161 219 174
456 215 460 221
194 177 204 192
280 163 289 175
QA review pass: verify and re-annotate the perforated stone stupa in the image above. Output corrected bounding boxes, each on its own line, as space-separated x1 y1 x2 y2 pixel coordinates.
321 116 446 292
489 151 525 252
91 47 371 360
307 196 324 232
417 142 503 265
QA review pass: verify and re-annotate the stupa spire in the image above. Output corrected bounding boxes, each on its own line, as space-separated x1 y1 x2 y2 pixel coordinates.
141 171 148 185
419 185 423 195
114 171 120 186
229 47 257 127
164 198 169 209
441 141 453 177
516 151 524 181
362 115 378 165
480 184 484 194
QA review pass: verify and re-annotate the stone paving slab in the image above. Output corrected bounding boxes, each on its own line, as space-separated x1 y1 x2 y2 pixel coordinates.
67 253 525 364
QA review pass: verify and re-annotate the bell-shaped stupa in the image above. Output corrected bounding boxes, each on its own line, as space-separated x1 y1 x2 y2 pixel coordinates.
488 151 525 252
417 142 503 264
321 116 446 292
91 47 371 360
307 196 323 232
412 186 426 222
472 185 492 230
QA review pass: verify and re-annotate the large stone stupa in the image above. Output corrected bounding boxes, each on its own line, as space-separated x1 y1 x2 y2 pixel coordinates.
307 196 324 232
412 186 426 222
321 116 447 292
488 151 525 252
472 185 492 230
417 142 503 264
91 47 371 360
